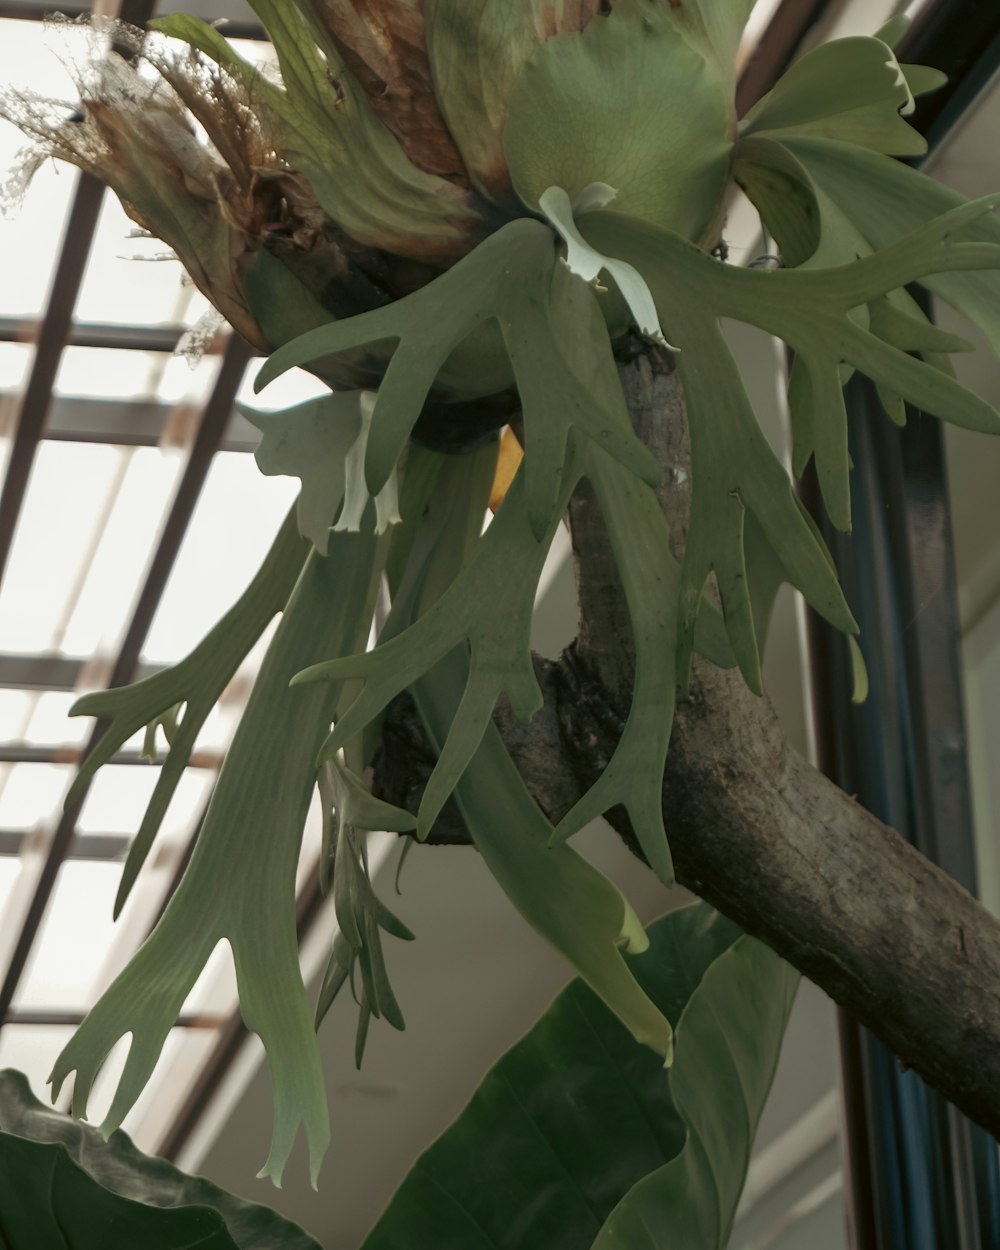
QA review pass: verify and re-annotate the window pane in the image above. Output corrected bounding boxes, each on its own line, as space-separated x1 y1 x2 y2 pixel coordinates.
12 860 122 1010
0 1024 77 1104
142 452 297 663
0 763 73 829
59 446 181 657
76 762 211 842
21 691 89 748
75 192 200 328
0 442 123 652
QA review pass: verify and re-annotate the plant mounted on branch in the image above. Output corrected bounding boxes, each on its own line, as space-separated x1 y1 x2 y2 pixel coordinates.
3 0 1000 1242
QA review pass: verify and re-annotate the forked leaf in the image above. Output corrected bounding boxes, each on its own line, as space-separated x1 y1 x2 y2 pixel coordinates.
255 218 658 539
543 268 678 880
417 657 673 1063
295 460 574 839
580 201 1000 682
316 756 415 1057
779 137 1000 359
740 36 926 156
51 527 388 1188
66 508 307 917
387 449 674 1064
362 903 797 1250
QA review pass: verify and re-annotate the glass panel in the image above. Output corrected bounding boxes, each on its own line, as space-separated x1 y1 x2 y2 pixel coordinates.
59 446 182 657
239 355 328 412
0 1024 77 1105
154 352 222 406
75 192 201 328
0 441 123 652
22 691 89 748
54 346 168 401
76 762 211 841
0 689 33 744
0 762 73 829
0 342 32 392
142 451 297 663
0 859 21 912
0 20 82 320
12 860 123 1010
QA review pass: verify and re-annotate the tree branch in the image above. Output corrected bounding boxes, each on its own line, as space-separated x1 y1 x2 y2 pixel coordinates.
374 345 1000 1142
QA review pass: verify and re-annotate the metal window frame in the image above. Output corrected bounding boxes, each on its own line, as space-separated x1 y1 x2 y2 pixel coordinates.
803 7 1000 1248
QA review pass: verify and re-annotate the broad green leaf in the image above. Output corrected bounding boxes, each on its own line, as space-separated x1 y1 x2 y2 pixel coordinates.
52 526 388 1187
657 0 756 86
65 508 307 917
875 14 910 48
0 1070 320 1250
732 136 821 267
255 217 659 541
593 910 799 1249
741 36 926 156
362 903 797 1249
424 0 601 204
503 3 732 241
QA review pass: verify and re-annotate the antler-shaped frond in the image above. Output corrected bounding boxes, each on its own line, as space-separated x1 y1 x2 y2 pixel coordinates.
581 196 1000 687
65 508 307 917
315 757 415 1065
255 218 660 540
51 527 387 1188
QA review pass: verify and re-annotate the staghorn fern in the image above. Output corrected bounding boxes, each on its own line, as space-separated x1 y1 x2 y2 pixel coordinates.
4 0 1000 1188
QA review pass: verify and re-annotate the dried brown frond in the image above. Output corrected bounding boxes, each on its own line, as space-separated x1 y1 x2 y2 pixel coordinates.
311 0 468 182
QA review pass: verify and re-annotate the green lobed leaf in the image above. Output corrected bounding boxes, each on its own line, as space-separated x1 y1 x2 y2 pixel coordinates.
778 137 1000 361
580 202 1000 684
294 454 573 840
383 446 674 1065
239 247 388 388
423 0 601 205
314 755 415 1058
502 3 733 242
255 216 660 542
0 1070 320 1250
65 507 307 918
51 525 388 1187
362 902 797 1249
740 36 927 157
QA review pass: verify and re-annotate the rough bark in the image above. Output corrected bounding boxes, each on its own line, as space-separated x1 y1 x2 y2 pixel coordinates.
374 345 1000 1143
